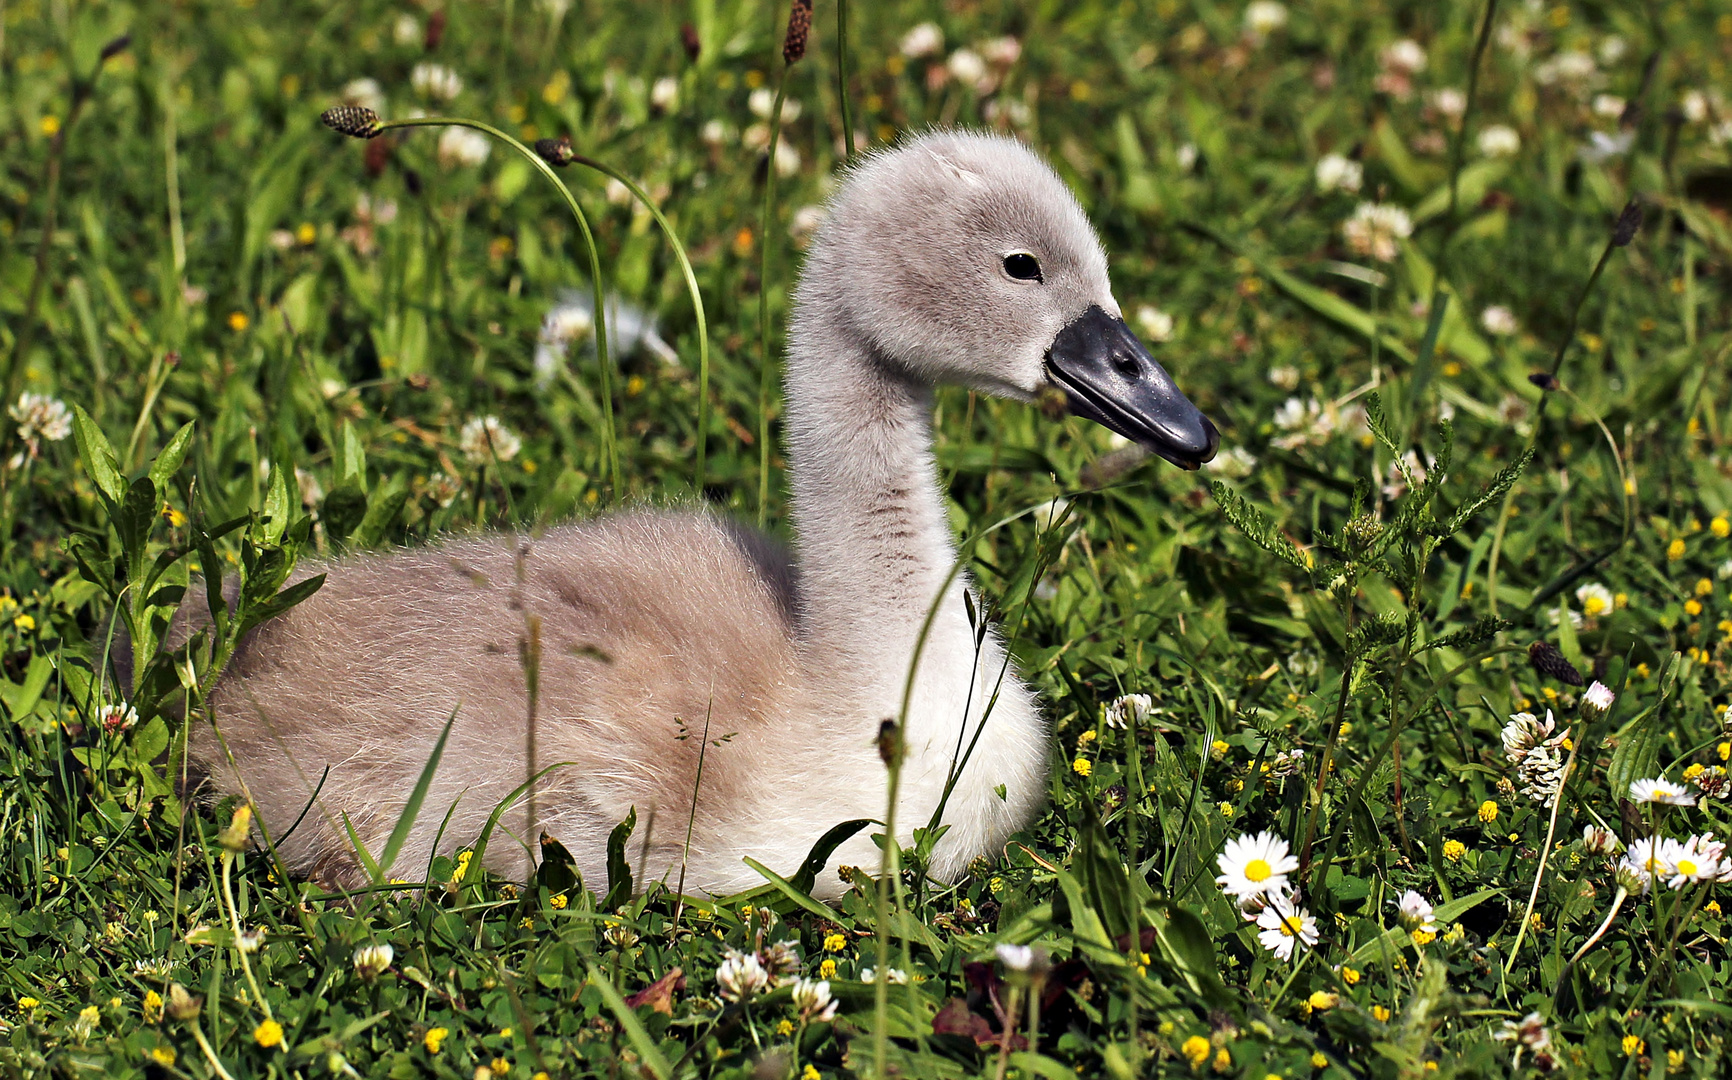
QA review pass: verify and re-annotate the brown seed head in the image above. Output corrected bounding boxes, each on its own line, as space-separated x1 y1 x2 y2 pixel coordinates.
1611 199 1643 247
876 719 904 768
534 136 576 167
321 106 383 139
1527 371 1559 391
782 0 813 65
1528 640 1584 686
680 22 702 63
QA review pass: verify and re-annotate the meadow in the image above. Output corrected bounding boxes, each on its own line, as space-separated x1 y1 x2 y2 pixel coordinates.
2 0 1732 1075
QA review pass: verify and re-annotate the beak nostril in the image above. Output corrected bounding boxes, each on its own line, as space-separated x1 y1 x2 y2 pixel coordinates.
1113 356 1140 379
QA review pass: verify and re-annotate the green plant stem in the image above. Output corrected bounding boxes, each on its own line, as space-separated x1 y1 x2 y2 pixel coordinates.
219 850 272 1021
836 0 855 160
371 117 620 496
569 156 712 496
189 1023 240 1080
1566 884 1627 966
1299 596 1356 878
1504 728 1579 974
873 726 904 1080
757 76 790 527
1628 884 1707 1011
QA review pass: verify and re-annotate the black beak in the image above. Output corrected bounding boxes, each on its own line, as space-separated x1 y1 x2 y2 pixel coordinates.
1043 305 1220 470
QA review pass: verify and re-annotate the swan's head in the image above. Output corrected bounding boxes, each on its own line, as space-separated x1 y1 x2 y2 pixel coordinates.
800 129 1218 470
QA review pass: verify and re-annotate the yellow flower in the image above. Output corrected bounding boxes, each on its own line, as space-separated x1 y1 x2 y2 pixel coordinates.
1411 928 1437 946
823 932 847 953
142 990 163 1023
1668 1048 1685 1070
1218 801 1235 819
818 958 837 979
424 1027 450 1053
1340 966 1360 985
1442 839 1466 862
1622 1034 1644 1057
1636 663 1651 679
1697 578 1716 597
519 917 534 929
1078 729 1097 744
1213 1048 1232 1071
150 1045 176 1066
1311 1052 1328 1068
13 614 35 632
1615 592 1629 609
18 996 40 1010
1071 757 1092 778
1181 1034 1211 1068
1668 539 1686 561
776 1018 795 1036
803 1067 821 1080
296 223 316 245
1714 517 1730 539
1373 1005 1392 1022
253 1019 283 1048
40 115 60 136
1307 991 1338 1011
452 850 473 884
1720 742 1730 762
1686 599 1703 617
1706 900 1723 917
1685 763 1706 781
1478 800 1498 824
1211 739 1230 760
227 311 250 332
549 893 567 909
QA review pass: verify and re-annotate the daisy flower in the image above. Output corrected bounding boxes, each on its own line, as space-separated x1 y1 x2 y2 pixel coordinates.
1396 890 1438 933
1216 831 1299 899
1255 894 1318 962
1660 836 1720 889
1630 778 1696 806
1618 837 1665 894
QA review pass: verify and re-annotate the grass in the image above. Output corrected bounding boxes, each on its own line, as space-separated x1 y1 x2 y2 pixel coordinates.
3 0 1732 1076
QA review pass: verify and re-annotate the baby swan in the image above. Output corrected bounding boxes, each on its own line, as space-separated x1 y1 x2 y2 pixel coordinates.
189 130 1217 899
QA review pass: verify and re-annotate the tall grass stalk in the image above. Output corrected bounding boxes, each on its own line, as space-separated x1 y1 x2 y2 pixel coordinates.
836 0 855 160
757 75 792 527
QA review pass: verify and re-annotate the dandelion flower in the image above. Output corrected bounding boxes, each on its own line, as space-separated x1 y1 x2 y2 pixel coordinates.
1181 1035 1211 1067
1254 894 1318 961
1216 831 1299 899
1629 778 1695 806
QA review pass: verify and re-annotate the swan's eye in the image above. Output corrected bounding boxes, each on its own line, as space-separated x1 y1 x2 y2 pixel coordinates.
1002 252 1043 282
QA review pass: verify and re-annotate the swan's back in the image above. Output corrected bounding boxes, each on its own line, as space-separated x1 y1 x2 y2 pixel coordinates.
197 511 800 887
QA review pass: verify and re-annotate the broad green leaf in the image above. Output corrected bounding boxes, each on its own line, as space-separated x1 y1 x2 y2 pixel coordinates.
148 422 196 497
71 404 125 505
602 807 637 910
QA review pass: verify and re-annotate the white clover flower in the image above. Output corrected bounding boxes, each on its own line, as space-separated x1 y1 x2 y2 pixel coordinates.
1175 143 1199 172
1380 39 1427 74
994 943 1045 973
1582 823 1619 855
748 87 801 123
1314 153 1363 194
1592 94 1626 119
774 140 801 179
458 416 522 464
10 392 72 448
1534 51 1599 91
1134 305 1174 343
1203 445 1257 480
353 943 393 981
1574 583 1614 618
1342 202 1413 262
789 977 838 1021
1266 364 1300 390
1598 36 1627 64
760 940 801 978
1254 893 1318 961
980 36 1022 67
341 78 385 115
1659 836 1720 889
899 22 944 59
946 48 987 88
701 119 731 147
1396 890 1438 933
859 967 907 984
436 127 491 168
1494 1013 1552 1051
1103 693 1153 729
1476 123 1521 159
1216 831 1299 899
98 704 138 733
423 472 461 508
650 76 679 112
410 62 463 102
1680 90 1708 124
716 949 769 1001
236 928 266 954
1242 1 1288 43
1428 87 1467 119
1501 710 1557 764
1480 305 1519 336
393 13 422 46
1631 778 1695 806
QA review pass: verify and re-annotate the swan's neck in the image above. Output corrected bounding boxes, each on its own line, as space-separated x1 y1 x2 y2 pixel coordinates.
784 320 969 703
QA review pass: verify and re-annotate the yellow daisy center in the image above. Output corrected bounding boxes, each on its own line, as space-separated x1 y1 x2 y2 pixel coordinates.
1678 859 1698 877
1646 856 1664 872
1584 597 1607 615
1244 858 1272 883
1280 915 1303 936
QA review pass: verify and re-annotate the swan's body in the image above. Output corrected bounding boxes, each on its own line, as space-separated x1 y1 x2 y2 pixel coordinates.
187 131 1216 898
